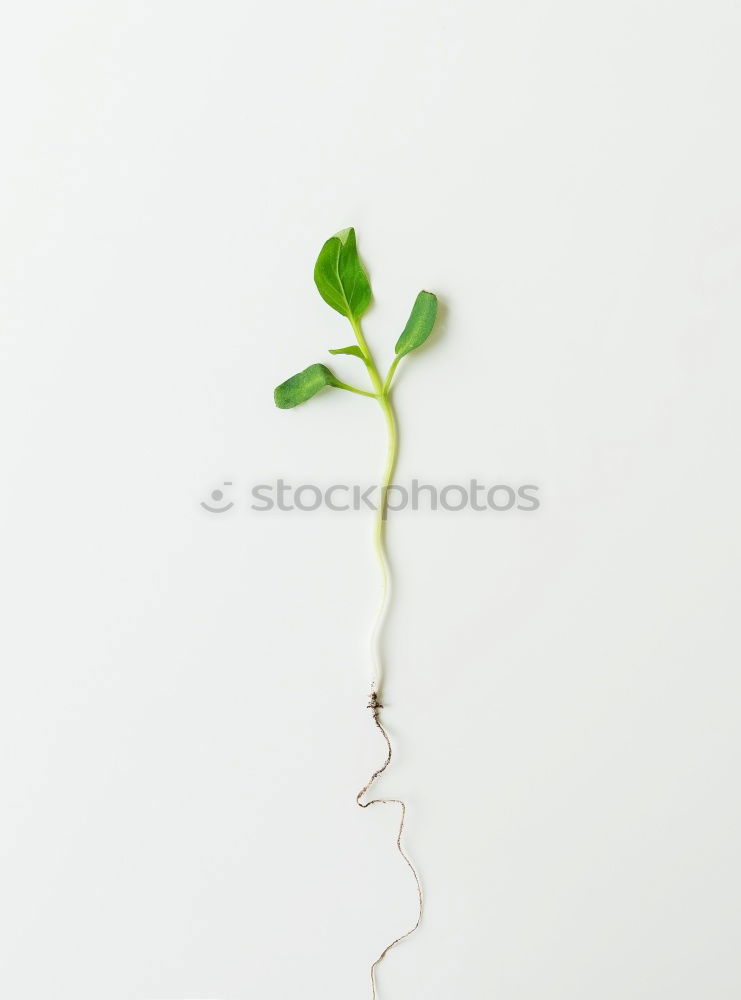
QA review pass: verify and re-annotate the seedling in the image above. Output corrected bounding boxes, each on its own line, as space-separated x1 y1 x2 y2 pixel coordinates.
274 227 439 997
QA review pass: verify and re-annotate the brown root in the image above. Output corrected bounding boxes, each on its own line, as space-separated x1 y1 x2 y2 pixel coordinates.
356 692 423 999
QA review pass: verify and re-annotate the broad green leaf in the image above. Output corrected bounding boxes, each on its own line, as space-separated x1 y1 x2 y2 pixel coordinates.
394 291 438 358
329 345 365 359
274 363 338 409
314 227 372 320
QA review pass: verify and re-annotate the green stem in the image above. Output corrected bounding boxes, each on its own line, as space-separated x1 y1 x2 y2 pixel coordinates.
350 317 384 395
334 379 379 399
375 394 398 544
373 392 398 645
382 356 401 394
350 316 399 694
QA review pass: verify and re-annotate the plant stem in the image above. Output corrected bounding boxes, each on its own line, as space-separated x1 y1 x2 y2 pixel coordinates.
350 317 399 695
350 317 384 393
382 356 401 394
334 379 379 399
370 391 398 694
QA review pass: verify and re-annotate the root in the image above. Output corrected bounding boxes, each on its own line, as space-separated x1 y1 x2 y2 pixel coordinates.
356 691 423 999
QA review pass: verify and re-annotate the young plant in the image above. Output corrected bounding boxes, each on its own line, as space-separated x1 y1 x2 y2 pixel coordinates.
274 227 439 998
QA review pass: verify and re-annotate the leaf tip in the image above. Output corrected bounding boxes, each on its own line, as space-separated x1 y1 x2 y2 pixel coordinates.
273 384 291 409
394 290 440 358
274 363 338 409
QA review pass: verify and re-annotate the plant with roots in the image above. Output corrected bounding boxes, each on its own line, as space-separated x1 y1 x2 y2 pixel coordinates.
274 227 439 998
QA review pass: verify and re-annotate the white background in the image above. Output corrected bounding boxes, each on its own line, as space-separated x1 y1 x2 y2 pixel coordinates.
1 2 740 998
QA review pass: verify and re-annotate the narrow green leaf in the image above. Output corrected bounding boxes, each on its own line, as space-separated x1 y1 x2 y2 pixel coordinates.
394 291 438 358
274 363 338 409
329 345 365 359
314 227 372 320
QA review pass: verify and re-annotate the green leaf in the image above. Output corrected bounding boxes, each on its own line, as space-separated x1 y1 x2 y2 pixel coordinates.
394 291 438 358
314 227 372 320
274 363 338 409
329 345 365 359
